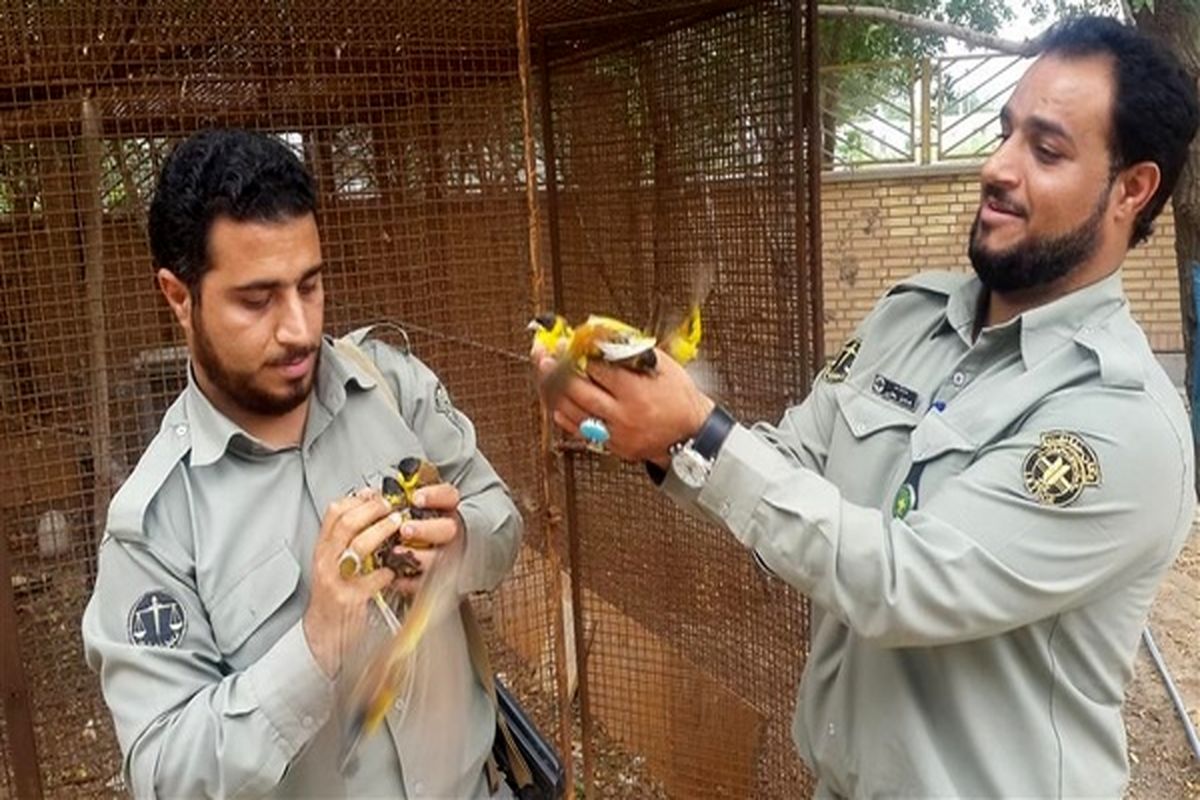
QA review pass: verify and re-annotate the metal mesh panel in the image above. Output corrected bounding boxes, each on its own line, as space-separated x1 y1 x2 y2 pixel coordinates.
1 1 819 797
542 1 814 796
0 2 565 796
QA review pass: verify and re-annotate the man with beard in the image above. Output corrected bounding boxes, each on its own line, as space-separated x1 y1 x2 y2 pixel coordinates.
83 129 522 798
535 16 1198 797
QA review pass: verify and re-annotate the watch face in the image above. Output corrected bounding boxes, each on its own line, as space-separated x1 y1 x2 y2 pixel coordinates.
672 448 710 489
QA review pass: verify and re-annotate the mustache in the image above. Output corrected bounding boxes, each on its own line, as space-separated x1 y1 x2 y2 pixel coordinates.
266 345 319 367
981 184 1027 217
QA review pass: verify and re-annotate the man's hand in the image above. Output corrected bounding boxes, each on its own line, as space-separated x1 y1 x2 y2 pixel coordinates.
535 348 714 465
387 482 464 597
304 490 401 678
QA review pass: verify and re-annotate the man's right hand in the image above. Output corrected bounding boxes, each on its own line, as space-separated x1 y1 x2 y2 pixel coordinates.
303 489 404 678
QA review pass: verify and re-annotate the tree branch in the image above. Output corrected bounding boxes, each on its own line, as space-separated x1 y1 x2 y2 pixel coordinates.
1118 0 1135 24
818 4 1042 56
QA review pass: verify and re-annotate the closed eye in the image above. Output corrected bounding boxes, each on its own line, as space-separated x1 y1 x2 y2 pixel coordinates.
239 293 271 310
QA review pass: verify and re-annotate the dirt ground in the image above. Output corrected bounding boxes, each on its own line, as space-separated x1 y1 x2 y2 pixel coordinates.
1125 517 1200 799
528 517 1200 800
13 523 1198 799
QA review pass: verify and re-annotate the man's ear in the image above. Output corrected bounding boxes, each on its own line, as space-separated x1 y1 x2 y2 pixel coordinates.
156 269 193 333
1112 161 1161 230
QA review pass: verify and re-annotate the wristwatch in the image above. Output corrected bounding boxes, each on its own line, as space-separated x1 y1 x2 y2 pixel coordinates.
669 406 735 489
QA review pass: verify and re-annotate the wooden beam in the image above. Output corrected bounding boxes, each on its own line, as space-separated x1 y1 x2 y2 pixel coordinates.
0 528 44 800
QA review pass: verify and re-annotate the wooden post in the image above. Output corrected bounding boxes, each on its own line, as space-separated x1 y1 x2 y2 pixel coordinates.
0 528 44 800
517 4 577 797
80 97 112 543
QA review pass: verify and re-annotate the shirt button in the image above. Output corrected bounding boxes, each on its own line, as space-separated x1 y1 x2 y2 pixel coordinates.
719 501 732 517
951 371 967 387
414 781 425 794
302 715 314 728
174 424 188 437
827 722 836 737
393 698 405 712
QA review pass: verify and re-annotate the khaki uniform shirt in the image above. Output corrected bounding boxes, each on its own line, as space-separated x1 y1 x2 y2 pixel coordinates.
663 271 1194 797
83 332 522 799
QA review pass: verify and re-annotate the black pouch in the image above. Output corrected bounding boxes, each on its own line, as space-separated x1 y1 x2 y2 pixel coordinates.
492 677 565 800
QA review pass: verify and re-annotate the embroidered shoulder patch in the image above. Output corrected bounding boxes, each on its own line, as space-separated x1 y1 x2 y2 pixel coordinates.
821 338 861 384
434 383 455 416
128 590 187 648
1022 431 1101 507
434 382 465 432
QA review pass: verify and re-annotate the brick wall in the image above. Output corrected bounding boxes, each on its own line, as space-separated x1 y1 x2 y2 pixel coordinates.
819 165 1182 355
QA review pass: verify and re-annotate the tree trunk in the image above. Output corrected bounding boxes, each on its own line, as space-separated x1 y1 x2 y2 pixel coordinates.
1137 0 1200 493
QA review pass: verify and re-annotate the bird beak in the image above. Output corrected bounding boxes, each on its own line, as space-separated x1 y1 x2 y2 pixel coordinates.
526 320 541 332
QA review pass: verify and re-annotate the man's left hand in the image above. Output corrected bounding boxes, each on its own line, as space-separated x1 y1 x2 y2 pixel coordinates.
536 349 715 466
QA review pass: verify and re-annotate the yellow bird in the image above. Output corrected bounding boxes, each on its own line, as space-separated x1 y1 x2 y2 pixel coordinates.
339 542 461 769
661 304 702 366
526 313 573 358
383 458 441 517
530 304 703 375
567 314 659 370
528 298 709 454
339 457 459 769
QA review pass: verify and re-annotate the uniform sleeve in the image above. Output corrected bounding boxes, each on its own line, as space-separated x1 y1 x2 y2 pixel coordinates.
368 341 522 593
663 388 1193 648
82 525 334 798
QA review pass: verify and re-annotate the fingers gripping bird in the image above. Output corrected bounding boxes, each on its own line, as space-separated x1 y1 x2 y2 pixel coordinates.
339 458 461 769
528 304 704 450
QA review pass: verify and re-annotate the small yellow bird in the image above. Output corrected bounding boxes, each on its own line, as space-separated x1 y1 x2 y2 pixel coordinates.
339 457 458 769
661 304 702 366
529 304 702 376
526 312 574 358
339 542 461 769
566 314 659 370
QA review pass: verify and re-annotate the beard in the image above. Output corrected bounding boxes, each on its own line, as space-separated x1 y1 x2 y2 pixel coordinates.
191 307 318 417
968 186 1109 294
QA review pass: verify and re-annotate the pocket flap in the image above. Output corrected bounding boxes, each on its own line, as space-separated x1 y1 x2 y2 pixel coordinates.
833 381 920 438
209 545 301 655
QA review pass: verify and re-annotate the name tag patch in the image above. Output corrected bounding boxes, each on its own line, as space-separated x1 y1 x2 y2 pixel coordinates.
872 374 919 412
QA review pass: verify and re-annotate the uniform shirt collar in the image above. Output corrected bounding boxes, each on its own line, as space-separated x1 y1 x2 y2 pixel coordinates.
184 336 377 467
939 269 1125 367
1017 269 1125 368
943 275 986 346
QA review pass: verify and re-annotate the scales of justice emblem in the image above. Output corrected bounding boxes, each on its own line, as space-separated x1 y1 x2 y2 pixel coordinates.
128 590 187 648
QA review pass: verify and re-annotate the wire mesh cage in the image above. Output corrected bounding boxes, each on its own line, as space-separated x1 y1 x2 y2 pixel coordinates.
0 1 820 797
536 1 818 795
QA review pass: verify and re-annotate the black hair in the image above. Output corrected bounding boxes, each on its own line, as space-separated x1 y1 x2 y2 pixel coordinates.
1040 15 1199 246
148 129 317 288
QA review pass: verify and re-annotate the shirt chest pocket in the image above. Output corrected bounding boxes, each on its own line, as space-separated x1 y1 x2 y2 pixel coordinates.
827 382 920 508
208 545 303 669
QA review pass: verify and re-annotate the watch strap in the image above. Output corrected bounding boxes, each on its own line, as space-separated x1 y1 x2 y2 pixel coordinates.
692 405 735 461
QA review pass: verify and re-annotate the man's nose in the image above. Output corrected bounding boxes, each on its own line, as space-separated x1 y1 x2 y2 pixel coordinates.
979 135 1020 192
275 290 310 345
